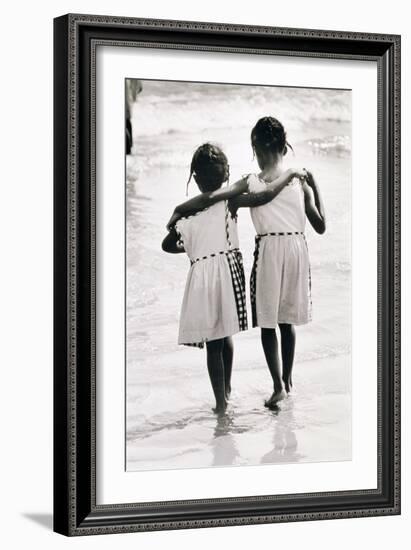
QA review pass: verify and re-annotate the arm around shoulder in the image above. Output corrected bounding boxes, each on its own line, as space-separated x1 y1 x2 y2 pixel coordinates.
162 228 185 254
303 173 326 234
171 176 249 217
230 168 300 210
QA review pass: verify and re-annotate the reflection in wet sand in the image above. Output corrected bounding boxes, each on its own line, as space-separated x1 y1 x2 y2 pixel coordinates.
261 400 304 465
211 414 240 467
126 357 351 471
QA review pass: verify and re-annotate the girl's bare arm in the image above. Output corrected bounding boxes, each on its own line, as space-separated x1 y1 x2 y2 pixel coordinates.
302 171 326 234
166 177 248 229
229 168 306 216
161 228 185 254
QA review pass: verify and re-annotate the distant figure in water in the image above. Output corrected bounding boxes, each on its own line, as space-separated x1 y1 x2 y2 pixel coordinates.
164 143 306 413
125 79 142 155
167 117 325 409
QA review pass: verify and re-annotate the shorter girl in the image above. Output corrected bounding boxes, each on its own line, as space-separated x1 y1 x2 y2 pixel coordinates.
162 144 247 414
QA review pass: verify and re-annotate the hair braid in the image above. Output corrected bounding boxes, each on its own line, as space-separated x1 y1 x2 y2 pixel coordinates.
251 116 293 155
187 143 229 194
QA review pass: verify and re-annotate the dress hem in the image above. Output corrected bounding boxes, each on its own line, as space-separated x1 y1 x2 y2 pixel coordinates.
178 324 246 346
252 317 312 328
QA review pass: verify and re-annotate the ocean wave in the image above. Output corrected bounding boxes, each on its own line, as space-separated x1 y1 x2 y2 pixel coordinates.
304 135 351 156
296 344 351 363
310 260 351 273
131 80 351 142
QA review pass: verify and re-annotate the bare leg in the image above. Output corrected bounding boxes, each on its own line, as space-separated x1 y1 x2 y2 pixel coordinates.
206 339 227 414
279 324 296 393
222 337 233 399
261 328 285 406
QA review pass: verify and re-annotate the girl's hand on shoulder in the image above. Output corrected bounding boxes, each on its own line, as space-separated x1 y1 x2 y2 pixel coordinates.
304 170 317 188
289 167 309 183
166 210 181 231
228 198 238 220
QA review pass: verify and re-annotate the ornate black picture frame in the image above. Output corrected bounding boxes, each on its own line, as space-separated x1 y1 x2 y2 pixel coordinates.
53 14 401 536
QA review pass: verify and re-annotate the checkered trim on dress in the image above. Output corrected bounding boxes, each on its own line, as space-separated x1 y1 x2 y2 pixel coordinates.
250 236 260 328
257 231 303 238
184 341 205 349
226 249 248 332
302 234 313 320
225 202 233 249
224 201 248 331
190 248 240 265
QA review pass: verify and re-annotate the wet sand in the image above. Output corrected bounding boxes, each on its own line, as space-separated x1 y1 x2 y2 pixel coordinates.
127 345 351 471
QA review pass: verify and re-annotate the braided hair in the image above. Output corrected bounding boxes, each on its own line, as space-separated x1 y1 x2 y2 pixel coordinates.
251 116 293 156
187 143 229 195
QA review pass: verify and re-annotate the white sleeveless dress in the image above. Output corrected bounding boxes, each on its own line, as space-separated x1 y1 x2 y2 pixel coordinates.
248 174 312 328
175 201 247 347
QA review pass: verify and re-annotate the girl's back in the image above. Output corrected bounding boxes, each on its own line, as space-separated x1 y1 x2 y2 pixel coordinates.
248 173 311 328
176 202 239 261
248 174 306 233
176 201 246 347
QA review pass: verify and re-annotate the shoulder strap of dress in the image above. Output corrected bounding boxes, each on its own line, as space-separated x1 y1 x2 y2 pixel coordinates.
224 201 233 250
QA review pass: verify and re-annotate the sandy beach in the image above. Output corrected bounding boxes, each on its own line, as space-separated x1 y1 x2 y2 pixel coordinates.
127 344 351 471
126 80 352 472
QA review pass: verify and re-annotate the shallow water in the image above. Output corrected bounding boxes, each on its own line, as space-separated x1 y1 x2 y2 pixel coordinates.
126 80 352 472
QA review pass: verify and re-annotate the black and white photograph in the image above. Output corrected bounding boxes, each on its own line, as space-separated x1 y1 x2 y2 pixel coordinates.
1 0 404 544
125 78 351 472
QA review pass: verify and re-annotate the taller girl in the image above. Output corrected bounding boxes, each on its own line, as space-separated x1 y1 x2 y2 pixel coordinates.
168 116 326 408
246 116 326 406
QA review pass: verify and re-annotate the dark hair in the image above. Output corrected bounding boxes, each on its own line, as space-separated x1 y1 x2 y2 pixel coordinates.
251 116 293 156
187 143 229 193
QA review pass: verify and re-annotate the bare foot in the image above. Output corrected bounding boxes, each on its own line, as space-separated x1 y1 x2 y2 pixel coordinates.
213 400 228 415
225 385 232 400
264 389 287 408
283 376 296 394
